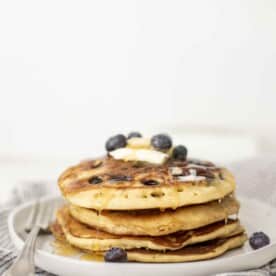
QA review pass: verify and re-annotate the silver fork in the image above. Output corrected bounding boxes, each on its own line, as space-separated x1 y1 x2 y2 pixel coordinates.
2 201 54 276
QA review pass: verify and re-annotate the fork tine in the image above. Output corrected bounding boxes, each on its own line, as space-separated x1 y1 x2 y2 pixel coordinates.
24 200 40 233
35 202 53 230
43 203 54 229
35 202 46 226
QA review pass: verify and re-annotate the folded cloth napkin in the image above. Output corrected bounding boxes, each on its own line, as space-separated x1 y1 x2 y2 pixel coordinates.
1 155 276 275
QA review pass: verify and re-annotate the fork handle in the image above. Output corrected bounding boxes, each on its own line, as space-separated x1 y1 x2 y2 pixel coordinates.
3 225 40 276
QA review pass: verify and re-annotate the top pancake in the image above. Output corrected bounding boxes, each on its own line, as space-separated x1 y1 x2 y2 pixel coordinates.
58 156 236 210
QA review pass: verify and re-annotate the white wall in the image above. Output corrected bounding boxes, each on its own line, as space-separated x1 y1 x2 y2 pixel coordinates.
0 0 276 159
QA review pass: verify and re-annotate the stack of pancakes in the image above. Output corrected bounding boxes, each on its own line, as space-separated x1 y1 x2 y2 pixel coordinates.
52 153 247 262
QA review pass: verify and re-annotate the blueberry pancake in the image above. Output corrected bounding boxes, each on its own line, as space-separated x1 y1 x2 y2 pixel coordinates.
119 234 247 263
58 156 235 210
51 219 247 263
54 206 244 252
69 196 239 236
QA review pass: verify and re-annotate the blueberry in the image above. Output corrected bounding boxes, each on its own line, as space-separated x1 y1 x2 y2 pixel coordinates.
105 134 127 151
172 145 188 161
249 232 270 250
127 132 142 139
104 248 128 262
88 176 103 184
151 134 172 151
142 179 159 186
109 175 132 182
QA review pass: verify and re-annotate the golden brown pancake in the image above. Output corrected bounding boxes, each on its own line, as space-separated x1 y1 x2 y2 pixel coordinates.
55 206 244 251
69 196 239 236
51 220 247 263
58 157 236 210
124 234 247 262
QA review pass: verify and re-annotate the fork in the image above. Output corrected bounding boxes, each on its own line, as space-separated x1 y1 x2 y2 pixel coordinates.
2 201 54 276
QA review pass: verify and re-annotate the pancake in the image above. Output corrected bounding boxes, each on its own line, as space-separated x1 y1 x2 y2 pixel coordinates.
51 221 247 263
55 206 244 251
69 196 239 236
58 157 235 210
124 234 247 263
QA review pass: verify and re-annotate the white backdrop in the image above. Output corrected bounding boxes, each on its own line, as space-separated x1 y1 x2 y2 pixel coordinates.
0 0 276 159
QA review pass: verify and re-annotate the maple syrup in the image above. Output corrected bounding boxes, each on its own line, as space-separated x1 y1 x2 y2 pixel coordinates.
52 240 80 257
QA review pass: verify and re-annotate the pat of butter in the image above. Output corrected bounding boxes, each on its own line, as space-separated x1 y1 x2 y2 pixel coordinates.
136 149 168 164
109 148 133 159
127 137 151 149
109 148 168 165
178 175 206 182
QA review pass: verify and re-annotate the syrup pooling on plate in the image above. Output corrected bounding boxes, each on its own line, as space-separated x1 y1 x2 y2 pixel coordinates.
52 240 80 257
52 239 104 262
51 221 104 261
80 253 104 262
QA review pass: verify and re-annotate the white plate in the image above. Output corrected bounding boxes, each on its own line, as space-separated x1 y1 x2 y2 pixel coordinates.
8 196 276 276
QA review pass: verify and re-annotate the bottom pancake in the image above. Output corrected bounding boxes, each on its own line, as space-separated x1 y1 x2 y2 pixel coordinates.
56 206 245 251
51 222 247 263
124 234 247 262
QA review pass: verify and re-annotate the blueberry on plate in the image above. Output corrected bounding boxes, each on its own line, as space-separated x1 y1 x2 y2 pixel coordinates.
151 134 172 151
172 145 188 161
104 248 128 262
249 232 270 250
105 134 127 151
127 132 142 139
